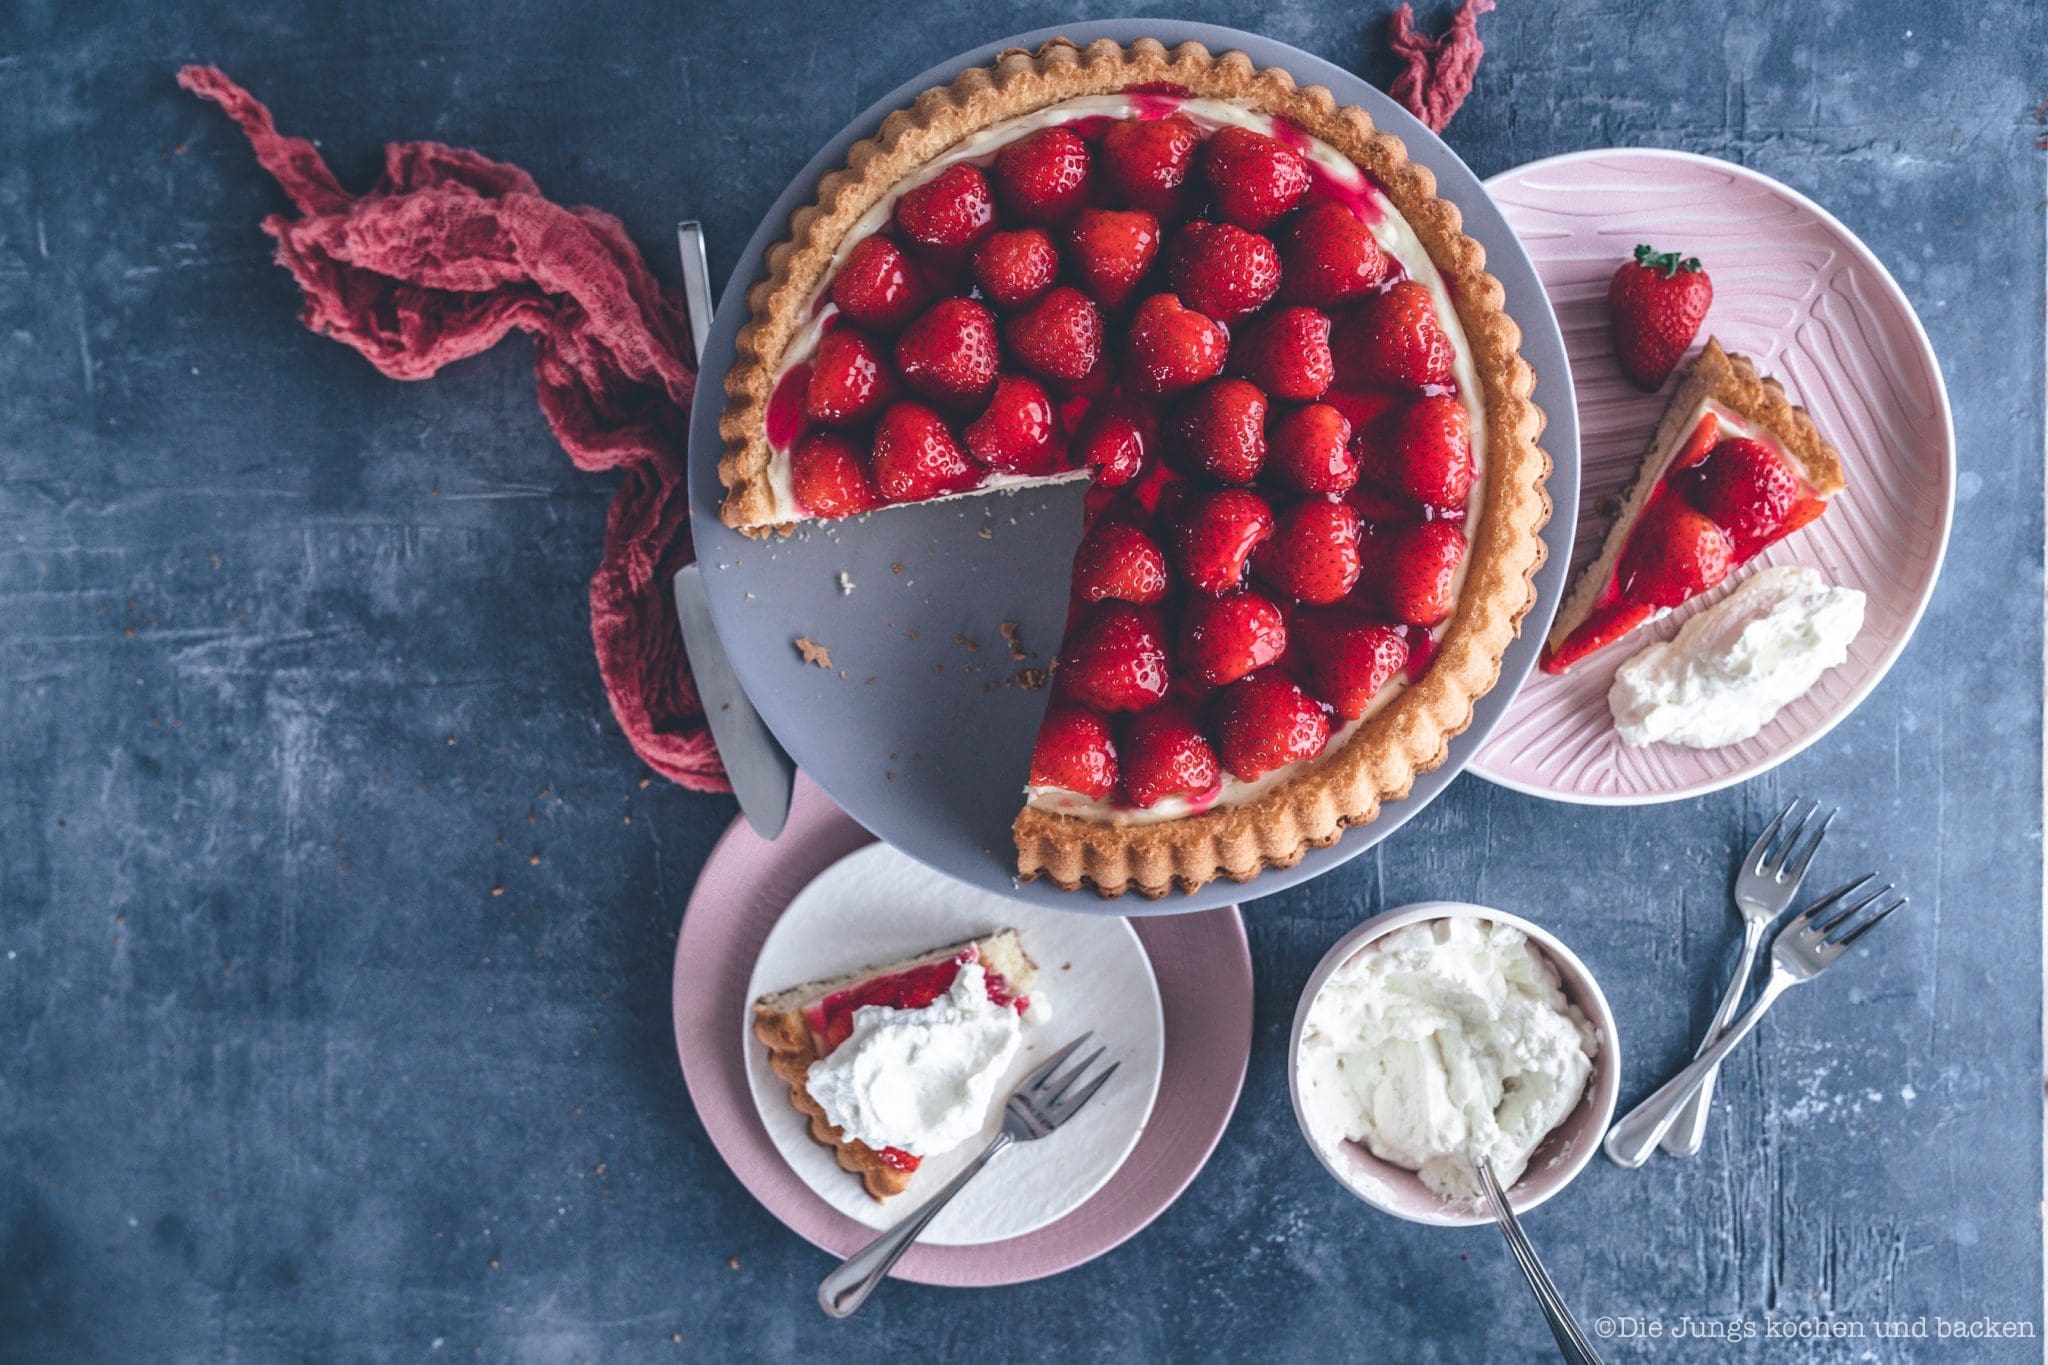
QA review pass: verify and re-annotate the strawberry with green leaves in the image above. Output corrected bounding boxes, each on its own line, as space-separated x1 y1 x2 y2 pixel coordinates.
1609 245 1711 391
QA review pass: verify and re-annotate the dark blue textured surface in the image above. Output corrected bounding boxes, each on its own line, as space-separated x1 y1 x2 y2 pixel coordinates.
2 1 2041 1359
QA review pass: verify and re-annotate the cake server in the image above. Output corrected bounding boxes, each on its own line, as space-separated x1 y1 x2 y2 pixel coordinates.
675 221 794 839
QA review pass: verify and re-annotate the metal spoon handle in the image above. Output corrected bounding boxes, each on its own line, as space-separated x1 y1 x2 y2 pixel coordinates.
1475 1157 1605 1364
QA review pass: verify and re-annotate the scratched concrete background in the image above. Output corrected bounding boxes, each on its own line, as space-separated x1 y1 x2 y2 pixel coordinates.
1 0 2042 1359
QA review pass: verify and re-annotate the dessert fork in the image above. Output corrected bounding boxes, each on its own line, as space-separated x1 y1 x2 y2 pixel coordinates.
1474 1155 1606 1363
1663 798 1834 1157
818 1033 1119 1317
1605 874 1905 1168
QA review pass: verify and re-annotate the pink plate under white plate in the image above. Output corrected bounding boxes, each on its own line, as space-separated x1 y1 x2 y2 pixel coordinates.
1470 148 1954 804
673 773 1252 1286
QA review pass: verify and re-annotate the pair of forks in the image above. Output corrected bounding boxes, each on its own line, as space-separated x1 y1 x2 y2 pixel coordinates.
1605 798 1908 1168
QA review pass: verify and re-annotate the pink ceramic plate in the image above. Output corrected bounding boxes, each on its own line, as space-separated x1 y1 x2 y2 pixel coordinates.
1470 149 1954 803
672 773 1252 1286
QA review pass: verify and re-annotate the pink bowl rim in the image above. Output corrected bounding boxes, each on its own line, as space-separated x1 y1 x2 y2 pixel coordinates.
1286 902 1622 1228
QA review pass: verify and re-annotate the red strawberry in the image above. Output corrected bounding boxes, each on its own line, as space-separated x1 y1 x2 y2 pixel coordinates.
1166 220 1282 323
1216 671 1330 780
789 430 882 518
895 163 996 262
1003 286 1104 383
971 228 1060 309
1347 478 1422 525
1231 305 1334 402
1301 614 1410 719
1179 378 1268 484
1068 208 1161 310
803 326 896 426
1028 704 1118 799
1119 704 1221 808
1074 406 1147 486
1253 497 1362 605
1099 115 1202 219
1072 521 1170 605
895 298 998 403
1334 281 1455 389
1279 203 1388 308
831 236 931 330
1609 245 1712 391
1386 394 1474 510
1055 602 1171 712
965 374 1061 474
870 401 984 503
1617 498 1733 608
1372 520 1467 626
1268 403 1358 493
1684 437 1796 548
1126 293 1228 395
1200 126 1311 230
1173 487 1275 595
1180 590 1288 686
992 127 1092 224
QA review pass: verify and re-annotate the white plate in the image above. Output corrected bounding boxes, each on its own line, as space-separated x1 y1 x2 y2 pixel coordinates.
741 842 1164 1245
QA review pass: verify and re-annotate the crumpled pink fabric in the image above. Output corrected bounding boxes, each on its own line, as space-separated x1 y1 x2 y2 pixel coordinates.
1388 0 1497 133
178 66 728 793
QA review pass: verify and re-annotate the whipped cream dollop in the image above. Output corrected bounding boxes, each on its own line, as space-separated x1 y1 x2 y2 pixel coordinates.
1609 566 1866 750
804 962 1022 1157
1297 917 1598 1200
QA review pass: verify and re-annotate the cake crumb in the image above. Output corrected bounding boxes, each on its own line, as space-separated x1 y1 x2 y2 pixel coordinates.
1011 666 1048 690
955 633 980 652
794 636 832 667
1001 620 1028 659
905 628 919 640
978 526 993 539
892 562 904 575
727 1257 740 1271
490 886 504 898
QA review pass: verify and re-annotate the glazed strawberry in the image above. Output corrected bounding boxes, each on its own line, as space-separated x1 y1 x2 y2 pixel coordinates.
992 127 1092 224
895 163 996 262
895 298 998 403
1302 615 1410 719
1126 293 1228 394
1279 202 1388 308
971 228 1060 309
1267 403 1357 493
831 235 931 330
1334 281 1455 389
1347 478 1421 525
1617 498 1733 608
1072 521 1170 605
1166 220 1282 323
789 430 881 518
1055 602 1171 712
1609 245 1711 391
1231 305 1334 402
1173 487 1275 595
870 401 984 503
1216 671 1330 780
1068 208 1161 310
1004 286 1104 383
1099 115 1202 219
1253 497 1362 605
965 374 1061 474
803 326 895 426
1179 378 1268 484
1200 126 1310 231
1372 520 1467 626
1386 394 1474 510
1119 704 1221 808
1073 406 1147 486
1684 437 1796 548
1027 703 1118 799
1180 590 1287 686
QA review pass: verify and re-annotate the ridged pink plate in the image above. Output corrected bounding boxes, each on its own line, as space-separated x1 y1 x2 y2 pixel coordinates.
1471 149 1954 803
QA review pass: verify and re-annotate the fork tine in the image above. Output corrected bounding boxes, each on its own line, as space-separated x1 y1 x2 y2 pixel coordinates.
1793 873 1879 929
1746 798 1801 876
1831 895 1908 948
1043 1046 1108 1106
1021 1032 1092 1090
1048 1060 1120 1119
1765 800 1820 872
1812 881 1894 937
1777 806 1838 884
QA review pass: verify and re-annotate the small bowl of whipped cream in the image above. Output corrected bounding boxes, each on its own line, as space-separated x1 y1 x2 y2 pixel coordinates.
1288 904 1619 1226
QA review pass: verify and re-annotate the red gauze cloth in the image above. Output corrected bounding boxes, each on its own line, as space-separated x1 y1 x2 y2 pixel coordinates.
1388 0 1496 133
178 66 727 793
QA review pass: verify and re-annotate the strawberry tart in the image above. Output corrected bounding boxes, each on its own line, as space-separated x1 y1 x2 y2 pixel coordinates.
720 38 1550 896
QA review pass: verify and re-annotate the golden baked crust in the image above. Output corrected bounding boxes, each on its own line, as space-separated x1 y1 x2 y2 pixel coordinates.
718 36 1551 897
1546 337 1846 655
751 1006 914 1201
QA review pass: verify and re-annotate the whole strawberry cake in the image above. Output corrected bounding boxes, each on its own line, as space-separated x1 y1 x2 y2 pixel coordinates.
721 38 1550 896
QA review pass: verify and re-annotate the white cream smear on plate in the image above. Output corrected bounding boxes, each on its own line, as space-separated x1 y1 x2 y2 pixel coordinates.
1609 565 1865 749
1297 917 1598 1200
